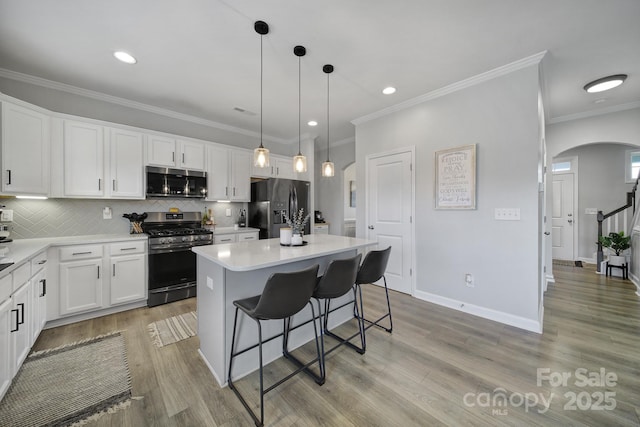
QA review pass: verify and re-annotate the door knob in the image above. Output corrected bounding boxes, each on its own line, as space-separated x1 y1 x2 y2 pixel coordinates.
368 225 374 230
568 213 573 217
568 219 573 224
544 231 550 235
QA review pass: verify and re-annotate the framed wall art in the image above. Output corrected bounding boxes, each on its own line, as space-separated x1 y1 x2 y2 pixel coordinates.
434 144 476 209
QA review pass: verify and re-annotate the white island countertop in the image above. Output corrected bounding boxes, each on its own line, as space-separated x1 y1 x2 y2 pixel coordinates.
192 234 377 272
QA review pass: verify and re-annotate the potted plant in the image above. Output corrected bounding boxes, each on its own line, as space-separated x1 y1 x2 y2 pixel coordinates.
598 231 631 266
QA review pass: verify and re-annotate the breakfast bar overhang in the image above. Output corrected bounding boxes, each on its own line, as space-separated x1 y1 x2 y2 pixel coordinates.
192 234 377 386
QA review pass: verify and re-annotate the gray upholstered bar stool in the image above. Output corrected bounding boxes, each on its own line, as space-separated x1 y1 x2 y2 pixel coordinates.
284 253 362 383
354 246 393 352
227 264 322 427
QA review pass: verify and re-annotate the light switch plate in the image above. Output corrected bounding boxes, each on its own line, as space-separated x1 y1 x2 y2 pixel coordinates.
585 208 598 215
495 208 520 221
102 207 112 220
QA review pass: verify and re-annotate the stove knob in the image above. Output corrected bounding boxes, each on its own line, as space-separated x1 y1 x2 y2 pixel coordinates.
159 238 165 244
167 237 174 243
182 236 188 242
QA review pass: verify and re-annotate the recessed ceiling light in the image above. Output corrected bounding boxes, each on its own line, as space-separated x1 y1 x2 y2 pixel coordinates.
113 51 137 64
583 74 627 93
307 120 318 127
382 87 396 95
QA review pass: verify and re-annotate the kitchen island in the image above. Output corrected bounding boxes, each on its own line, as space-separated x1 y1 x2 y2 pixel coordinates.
192 234 377 386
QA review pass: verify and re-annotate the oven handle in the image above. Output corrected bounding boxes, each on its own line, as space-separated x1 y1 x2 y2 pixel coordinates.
148 242 212 254
149 283 196 294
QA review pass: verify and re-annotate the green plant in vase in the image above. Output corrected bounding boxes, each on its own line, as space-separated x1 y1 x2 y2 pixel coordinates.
598 231 631 266
285 208 310 237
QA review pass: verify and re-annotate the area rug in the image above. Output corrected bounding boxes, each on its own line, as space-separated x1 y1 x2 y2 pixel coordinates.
0 331 131 427
148 311 197 348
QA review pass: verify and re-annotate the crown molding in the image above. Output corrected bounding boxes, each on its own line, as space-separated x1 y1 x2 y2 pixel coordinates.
352 51 547 126
547 101 640 125
0 67 290 145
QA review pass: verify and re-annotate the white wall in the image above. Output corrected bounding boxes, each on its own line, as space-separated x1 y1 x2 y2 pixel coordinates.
355 64 542 329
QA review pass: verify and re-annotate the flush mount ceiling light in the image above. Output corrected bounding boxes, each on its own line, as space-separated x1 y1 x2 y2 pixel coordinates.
293 45 307 174
322 64 335 178
583 74 627 93
382 86 396 95
307 120 318 127
253 20 270 168
113 51 137 64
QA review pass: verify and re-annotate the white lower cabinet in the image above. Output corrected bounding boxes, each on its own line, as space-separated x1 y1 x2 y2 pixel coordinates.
11 281 31 377
59 258 103 316
109 241 146 306
30 268 47 343
0 297 12 400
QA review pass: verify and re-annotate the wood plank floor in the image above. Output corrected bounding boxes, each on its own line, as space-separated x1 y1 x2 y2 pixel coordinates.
30 264 640 426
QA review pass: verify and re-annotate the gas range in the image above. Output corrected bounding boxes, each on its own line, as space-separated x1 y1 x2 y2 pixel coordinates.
142 212 213 253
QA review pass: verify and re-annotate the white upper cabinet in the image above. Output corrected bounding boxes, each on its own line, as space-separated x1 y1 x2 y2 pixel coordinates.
207 146 251 202
251 154 296 180
63 120 104 197
108 128 144 199
1 102 50 196
147 135 205 171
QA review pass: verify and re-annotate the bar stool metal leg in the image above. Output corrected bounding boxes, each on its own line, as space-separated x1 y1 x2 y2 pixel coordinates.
282 302 325 385
360 275 393 333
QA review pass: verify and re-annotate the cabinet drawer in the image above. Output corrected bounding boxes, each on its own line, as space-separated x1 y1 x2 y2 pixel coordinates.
0 273 11 302
109 240 146 256
59 245 103 262
238 232 258 242
12 262 31 292
30 251 48 274
214 234 236 244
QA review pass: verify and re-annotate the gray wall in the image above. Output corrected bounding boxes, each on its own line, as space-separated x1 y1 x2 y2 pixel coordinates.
355 64 542 324
556 143 636 260
314 141 355 235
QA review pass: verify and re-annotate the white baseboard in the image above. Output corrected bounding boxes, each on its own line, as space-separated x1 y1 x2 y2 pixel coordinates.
414 290 542 334
629 273 640 297
545 273 555 292
578 257 596 265
44 300 147 329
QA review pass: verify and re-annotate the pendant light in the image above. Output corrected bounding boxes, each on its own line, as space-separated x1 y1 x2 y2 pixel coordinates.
293 45 307 173
253 21 270 168
322 64 335 177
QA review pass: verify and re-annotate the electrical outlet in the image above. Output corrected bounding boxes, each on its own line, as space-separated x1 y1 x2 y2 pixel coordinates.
225 208 232 217
102 207 112 220
465 273 474 287
0 209 13 222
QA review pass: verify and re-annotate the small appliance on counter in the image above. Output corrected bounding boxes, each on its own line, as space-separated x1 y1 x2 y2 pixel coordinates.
314 210 325 223
238 209 247 227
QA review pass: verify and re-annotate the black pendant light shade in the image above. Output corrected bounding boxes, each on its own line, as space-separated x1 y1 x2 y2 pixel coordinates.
253 20 270 168
293 45 307 173
322 64 335 177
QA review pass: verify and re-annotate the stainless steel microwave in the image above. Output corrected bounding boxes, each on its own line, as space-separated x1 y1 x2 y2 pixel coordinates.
146 166 207 199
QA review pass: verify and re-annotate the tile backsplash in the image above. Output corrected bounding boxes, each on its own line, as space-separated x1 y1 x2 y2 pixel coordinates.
0 198 247 239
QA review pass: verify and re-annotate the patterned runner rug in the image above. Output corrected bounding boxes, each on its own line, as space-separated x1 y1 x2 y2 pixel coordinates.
148 311 197 348
0 331 131 427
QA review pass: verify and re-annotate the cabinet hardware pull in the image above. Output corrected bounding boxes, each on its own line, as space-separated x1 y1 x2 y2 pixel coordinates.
38 260 47 265
17 303 24 325
172 152 175 163
277 167 279 175
113 179 116 191
11 309 19 332
233 187 236 196
6 169 11 185
41 279 47 297
113 264 116 277
97 266 100 279
120 247 137 251
98 178 102 191
182 153 185 164
226 187 228 196
72 251 92 255
271 166 274 175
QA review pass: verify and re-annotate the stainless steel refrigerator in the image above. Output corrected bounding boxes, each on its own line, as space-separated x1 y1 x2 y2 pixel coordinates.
249 178 311 239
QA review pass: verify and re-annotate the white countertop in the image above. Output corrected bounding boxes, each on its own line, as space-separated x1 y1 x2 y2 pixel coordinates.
213 226 259 235
0 234 147 277
192 234 377 272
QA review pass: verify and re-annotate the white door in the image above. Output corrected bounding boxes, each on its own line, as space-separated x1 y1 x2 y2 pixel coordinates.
179 140 205 170
59 259 103 315
109 128 144 198
366 150 413 294
111 255 146 305
63 120 104 197
552 173 575 260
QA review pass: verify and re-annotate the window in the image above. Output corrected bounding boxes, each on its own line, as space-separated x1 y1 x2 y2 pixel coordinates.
625 150 640 183
552 161 572 172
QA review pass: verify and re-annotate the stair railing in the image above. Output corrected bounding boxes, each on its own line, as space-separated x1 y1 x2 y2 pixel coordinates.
597 175 640 272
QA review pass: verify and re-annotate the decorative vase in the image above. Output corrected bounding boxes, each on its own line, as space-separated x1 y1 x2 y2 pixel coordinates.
280 227 292 245
291 233 303 246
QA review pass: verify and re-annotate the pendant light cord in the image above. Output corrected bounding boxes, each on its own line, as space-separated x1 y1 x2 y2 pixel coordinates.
260 34 264 149
298 55 301 155
326 72 330 161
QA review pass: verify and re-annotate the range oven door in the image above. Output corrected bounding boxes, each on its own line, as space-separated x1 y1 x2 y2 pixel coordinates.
148 248 198 307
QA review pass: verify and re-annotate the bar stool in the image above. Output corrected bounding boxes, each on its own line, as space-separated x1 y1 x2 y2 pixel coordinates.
284 253 362 383
227 264 321 427
354 246 393 351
